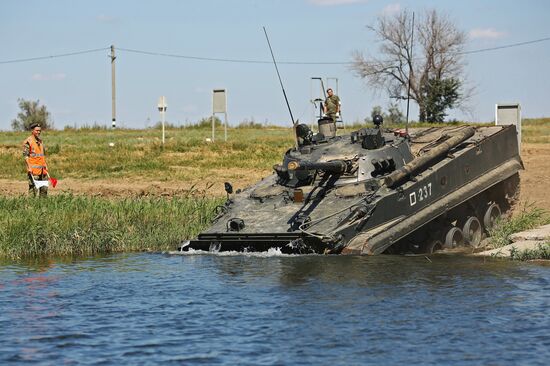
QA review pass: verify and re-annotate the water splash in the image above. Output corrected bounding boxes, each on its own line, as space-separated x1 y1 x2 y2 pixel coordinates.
168 246 316 257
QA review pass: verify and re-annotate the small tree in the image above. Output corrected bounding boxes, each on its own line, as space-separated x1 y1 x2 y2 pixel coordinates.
365 105 384 124
195 116 222 128
371 105 384 120
386 102 405 124
11 98 53 131
366 104 404 125
423 78 460 122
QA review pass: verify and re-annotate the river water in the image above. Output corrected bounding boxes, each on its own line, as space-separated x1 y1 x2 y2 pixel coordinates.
0 251 548 365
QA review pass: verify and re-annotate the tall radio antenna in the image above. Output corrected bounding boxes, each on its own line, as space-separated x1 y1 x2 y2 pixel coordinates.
263 26 299 148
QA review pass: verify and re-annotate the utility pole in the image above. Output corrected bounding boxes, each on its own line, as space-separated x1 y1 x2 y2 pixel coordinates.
110 45 116 128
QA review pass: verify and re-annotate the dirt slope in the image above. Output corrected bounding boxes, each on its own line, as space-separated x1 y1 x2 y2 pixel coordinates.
517 143 550 211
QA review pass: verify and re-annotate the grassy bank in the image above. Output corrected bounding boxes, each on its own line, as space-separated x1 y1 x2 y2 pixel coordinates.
487 204 550 260
488 204 550 249
0 194 223 259
521 117 550 144
509 243 550 261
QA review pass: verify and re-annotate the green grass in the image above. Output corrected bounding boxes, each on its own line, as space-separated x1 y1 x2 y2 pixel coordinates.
0 194 224 259
522 117 550 144
0 126 294 181
488 204 550 249
509 242 550 261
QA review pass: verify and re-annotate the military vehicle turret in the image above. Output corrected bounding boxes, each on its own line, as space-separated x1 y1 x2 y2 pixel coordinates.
179 116 522 255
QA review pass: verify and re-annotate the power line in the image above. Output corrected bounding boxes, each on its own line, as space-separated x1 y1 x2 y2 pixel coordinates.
117 47 348 65
120 37 550 64
0 47 110 64
460 36 550 55
113 37 550 64
0 36 549 65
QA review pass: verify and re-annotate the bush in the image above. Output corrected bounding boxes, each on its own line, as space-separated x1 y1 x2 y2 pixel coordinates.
236 118 264 129
11 98 54 131
191 116 222 129
509 242 550 261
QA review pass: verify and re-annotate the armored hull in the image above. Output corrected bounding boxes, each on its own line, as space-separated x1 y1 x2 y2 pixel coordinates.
179 123 522 255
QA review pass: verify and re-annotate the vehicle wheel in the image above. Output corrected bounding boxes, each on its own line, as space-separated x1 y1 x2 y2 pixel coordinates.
444 227 464 248
462 216 482 247
483 203 501 231
424 239 443 254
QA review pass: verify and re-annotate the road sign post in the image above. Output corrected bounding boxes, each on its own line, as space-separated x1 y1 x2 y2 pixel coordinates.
157 96 167 145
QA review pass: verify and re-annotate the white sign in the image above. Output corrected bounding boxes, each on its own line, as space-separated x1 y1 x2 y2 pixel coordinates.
495 103 521 151
158 96 167 111
213 89 226 113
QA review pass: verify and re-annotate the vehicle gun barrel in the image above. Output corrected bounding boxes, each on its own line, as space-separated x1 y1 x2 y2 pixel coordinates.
384 127 475 188
288 160 348 174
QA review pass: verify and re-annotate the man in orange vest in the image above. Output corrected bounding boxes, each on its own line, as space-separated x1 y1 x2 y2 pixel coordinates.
23 123 49 197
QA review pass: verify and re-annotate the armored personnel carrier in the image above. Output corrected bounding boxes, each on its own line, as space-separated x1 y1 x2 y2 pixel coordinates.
179 116 522 255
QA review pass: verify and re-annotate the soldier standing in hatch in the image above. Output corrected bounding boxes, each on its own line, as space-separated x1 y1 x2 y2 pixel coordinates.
23 123 48 197
323 88 341 122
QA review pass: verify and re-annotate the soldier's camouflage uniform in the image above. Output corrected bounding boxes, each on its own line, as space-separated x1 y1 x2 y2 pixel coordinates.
324 94 340 122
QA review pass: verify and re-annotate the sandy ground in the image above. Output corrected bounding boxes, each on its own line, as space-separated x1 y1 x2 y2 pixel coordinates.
1 143 549 211
516 143 550 212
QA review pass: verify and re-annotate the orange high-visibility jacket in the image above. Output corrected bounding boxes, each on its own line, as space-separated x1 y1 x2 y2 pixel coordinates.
23 136 46 175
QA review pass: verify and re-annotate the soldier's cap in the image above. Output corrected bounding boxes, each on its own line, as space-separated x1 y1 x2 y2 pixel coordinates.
30 123 41 130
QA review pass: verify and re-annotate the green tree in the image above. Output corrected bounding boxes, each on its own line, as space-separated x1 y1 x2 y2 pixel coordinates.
386 102 404 124
11 98 53 131
423 78 460 123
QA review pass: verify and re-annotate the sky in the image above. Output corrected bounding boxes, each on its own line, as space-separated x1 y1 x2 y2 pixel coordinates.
1 0 549 130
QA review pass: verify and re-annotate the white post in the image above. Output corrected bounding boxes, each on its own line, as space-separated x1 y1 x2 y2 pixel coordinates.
157 96 167 145
212 115 215 142
161 110 165 145
224 112 227 142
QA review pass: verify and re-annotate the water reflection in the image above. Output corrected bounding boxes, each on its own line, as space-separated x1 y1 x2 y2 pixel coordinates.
0 253 548 365
193 252 534 289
